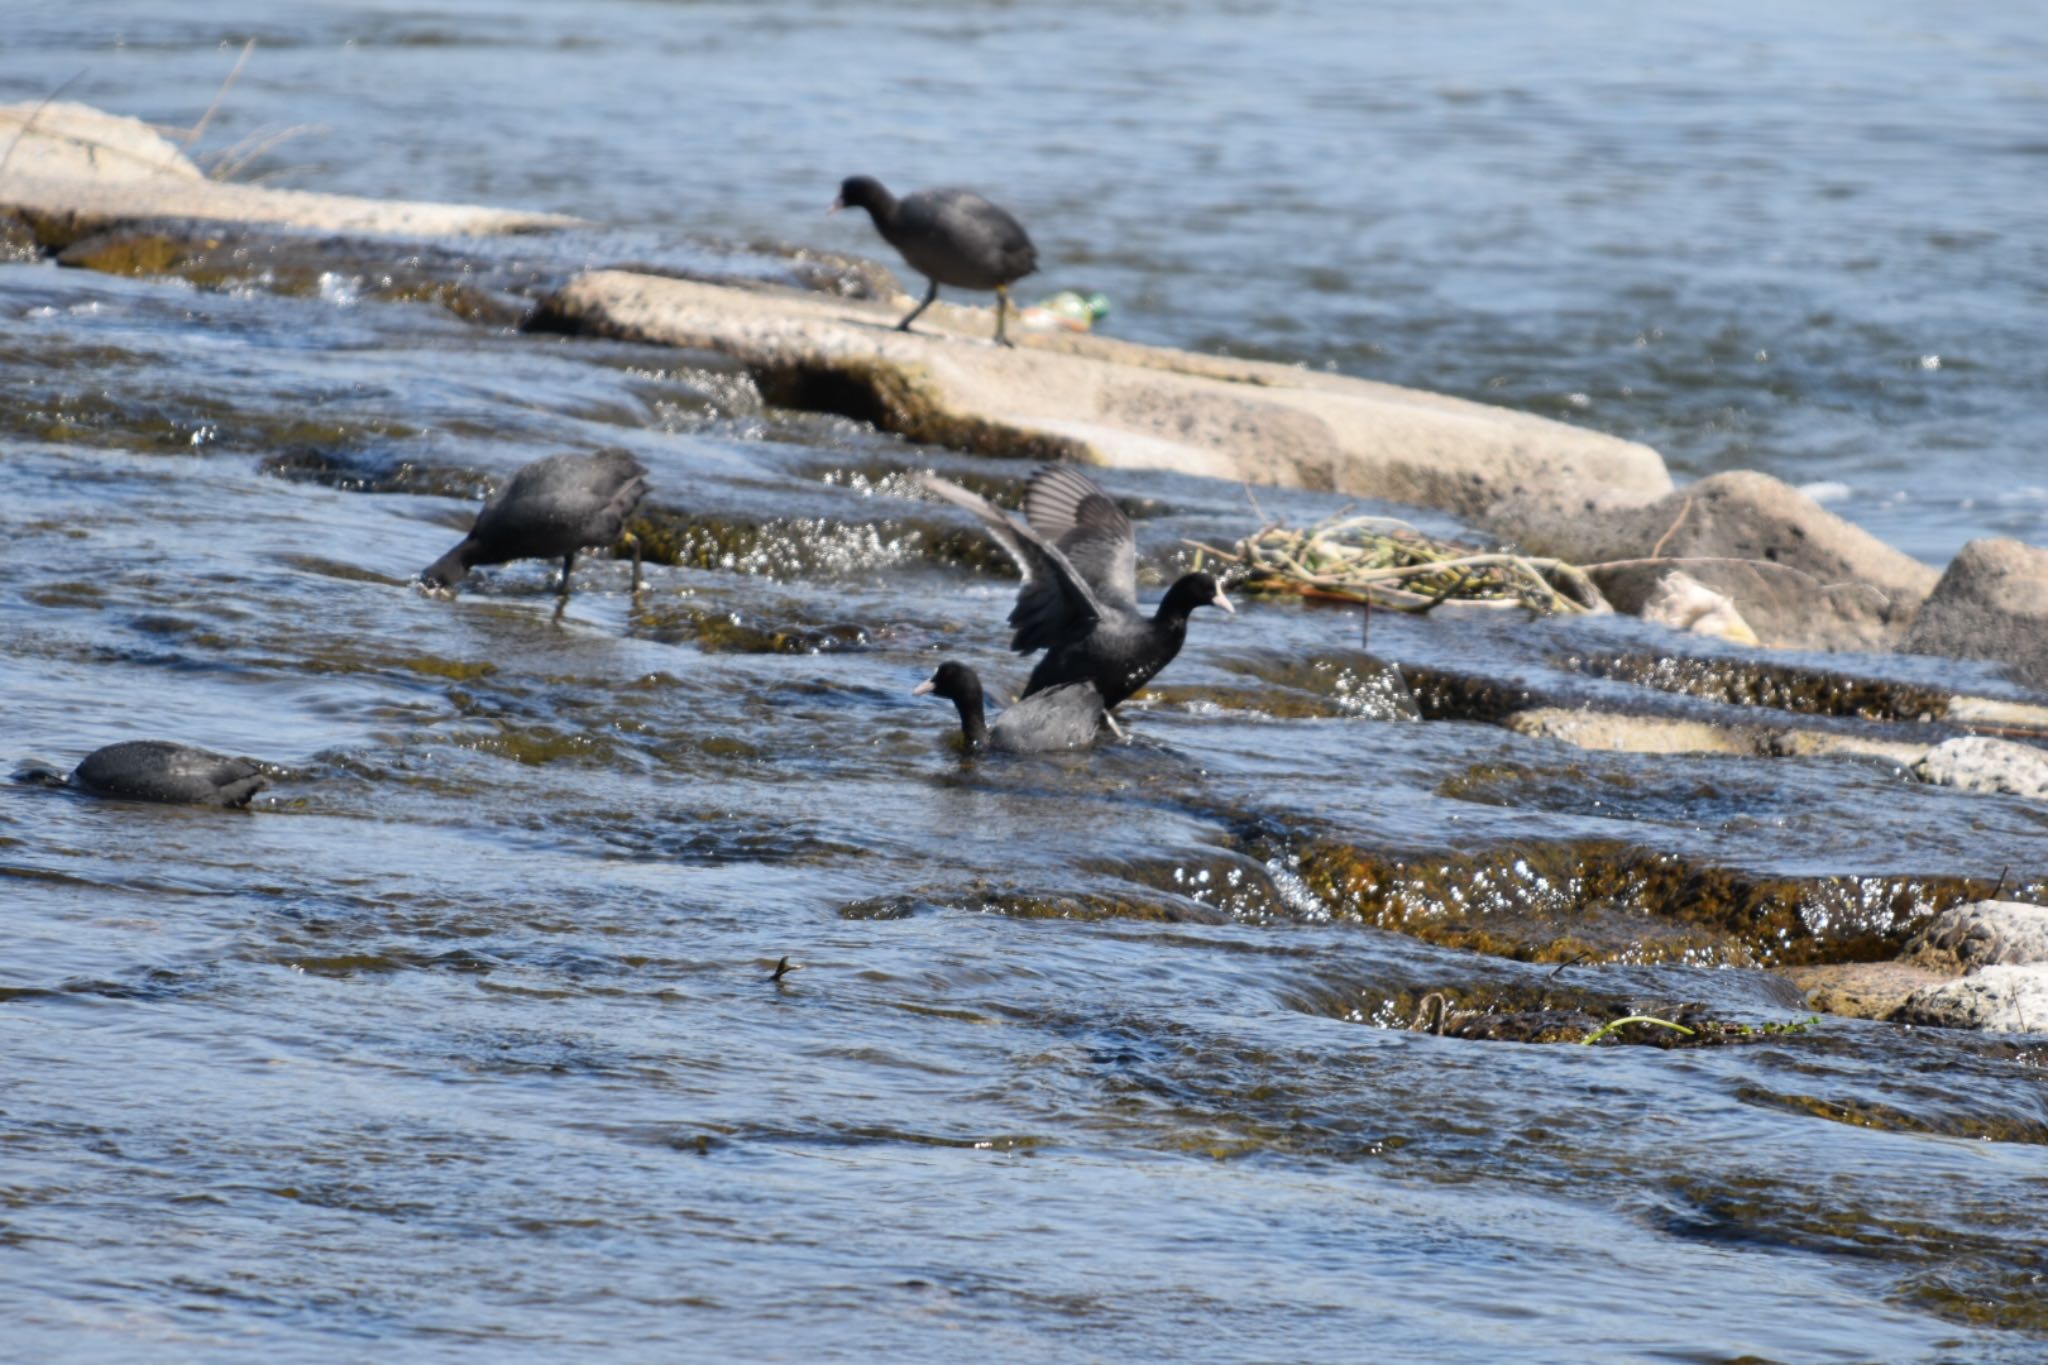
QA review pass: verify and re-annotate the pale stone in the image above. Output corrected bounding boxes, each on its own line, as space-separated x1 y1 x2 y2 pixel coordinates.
1898 964 2048 1033
1902 537 2048 689
1505 707 1927 765
1913 736 2048 802
0 101 201 182
1903 899 2048 972
535 270 1673 518
0 102 577 243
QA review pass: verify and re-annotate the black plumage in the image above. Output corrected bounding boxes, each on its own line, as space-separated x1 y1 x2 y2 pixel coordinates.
922 466 1233 708
833 176 1038 346
913 661 1106 753
421 450 649 616
70 740 267 807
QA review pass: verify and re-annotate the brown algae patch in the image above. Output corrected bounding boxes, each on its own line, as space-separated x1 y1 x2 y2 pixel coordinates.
56 227 535 327
1569 652 1957 722
632 601 872 655
1267 833 2024 966
1292 976 1824 1049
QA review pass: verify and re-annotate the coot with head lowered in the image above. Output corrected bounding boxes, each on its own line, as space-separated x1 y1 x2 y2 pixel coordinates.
913 661 1106 753
38 740 270 807
922 466 1233 709
833 176 1038 347
420 450 649 618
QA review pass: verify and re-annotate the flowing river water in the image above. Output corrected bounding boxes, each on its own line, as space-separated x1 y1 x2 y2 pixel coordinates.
5 2 2048 1359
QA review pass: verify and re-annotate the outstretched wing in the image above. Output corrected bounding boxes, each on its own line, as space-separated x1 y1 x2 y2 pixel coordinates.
923 474 1104 654
1023 465 1137 611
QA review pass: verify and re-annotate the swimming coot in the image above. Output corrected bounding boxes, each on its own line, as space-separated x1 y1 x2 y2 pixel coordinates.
68 740 267 807
832 177 1038 347
913 661 1106 753
923 466 1232 708
421 450 650 617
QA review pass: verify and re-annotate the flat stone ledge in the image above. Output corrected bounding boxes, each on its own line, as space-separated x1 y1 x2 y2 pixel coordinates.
0 174 581 247
533 270 1673 519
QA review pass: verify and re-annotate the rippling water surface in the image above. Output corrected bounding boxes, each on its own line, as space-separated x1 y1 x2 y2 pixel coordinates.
5 3 2048 1360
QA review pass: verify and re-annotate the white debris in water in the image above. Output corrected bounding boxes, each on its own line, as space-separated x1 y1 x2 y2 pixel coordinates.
1919 354 1942 370
318 271 361 307
1797 480 1852 504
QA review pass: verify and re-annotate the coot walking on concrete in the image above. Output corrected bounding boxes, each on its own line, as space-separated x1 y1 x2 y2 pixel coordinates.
922 466 1233 708
913 662 1106 753
421 450 649 618
833 176 1038 346
56 740 269 807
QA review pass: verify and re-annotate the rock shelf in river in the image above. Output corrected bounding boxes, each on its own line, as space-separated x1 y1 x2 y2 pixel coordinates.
0 101 578 243
531 269 1673 516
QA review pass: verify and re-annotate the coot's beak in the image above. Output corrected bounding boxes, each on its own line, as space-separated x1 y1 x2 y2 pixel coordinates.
1212 589 1236 614
911 677 936 696
829 194 845 214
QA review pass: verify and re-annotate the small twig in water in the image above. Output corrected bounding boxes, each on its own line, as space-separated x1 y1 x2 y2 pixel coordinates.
1546 951 1594 980
1650 496 1693 561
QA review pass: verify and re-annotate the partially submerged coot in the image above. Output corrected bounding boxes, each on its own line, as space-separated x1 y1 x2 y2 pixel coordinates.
59 740 268 807
421 450 650 617
922 466 1233 708
913 661 1106 753
832 177 1038 347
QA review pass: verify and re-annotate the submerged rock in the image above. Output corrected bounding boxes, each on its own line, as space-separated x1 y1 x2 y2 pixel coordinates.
1778 961 1951 1022
1901 537 2048 689
1912 736 2048 802
531 270 1672 517
1503 706 1928 766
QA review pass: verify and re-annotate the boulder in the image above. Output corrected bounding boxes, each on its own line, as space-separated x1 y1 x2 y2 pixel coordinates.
1897 964 2048 1033
532 270 1673 517
1912 736 2048 802
1481 471 1940 653
1902 899 2048 972
1900 537 2048 689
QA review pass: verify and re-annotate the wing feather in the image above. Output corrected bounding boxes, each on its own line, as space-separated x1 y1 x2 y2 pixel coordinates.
923 474 1104 653
1023 465 1137 610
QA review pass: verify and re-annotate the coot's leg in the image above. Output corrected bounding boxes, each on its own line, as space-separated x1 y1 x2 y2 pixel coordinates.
554 550 577 621
994 284 1014 348
896 278 939 332
624 530 644 595
1104 712 1127 742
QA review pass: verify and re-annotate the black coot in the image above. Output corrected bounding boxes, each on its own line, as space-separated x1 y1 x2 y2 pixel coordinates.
421 450 650 617
57 740 269 807
913 661 1105 753
923 467 1233 708
833 176 1038 346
